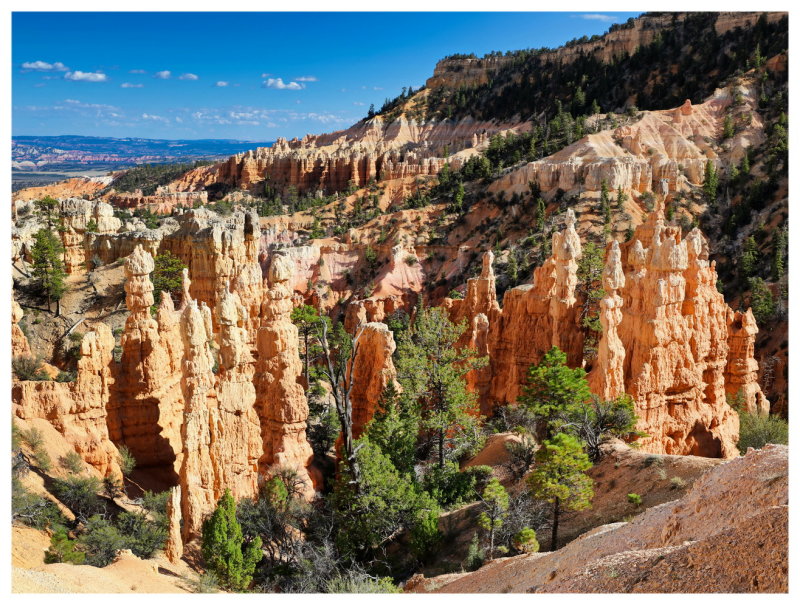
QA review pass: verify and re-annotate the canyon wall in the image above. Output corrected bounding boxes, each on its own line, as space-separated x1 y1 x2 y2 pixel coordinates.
447 206 767 457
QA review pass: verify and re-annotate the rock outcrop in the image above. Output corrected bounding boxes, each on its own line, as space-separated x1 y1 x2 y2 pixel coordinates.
349 322 398 439
588 240 626 399
446 205 765 457
11 299 32 359
725 308 770 415
12 324 122 477
110 246 184 472
164 486 183 564
255 253 316 497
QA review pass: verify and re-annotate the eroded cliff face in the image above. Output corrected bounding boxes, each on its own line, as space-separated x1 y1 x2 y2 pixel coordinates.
447 206 766 457
349 322 398 439
13 323 122 477
171 116 526 196
12 300 32 359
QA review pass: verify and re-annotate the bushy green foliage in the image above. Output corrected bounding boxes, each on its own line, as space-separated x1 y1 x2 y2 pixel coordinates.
747 277 776 324
151 251 187 308
117 445 136 477
115 511 168 558
738 412 788 452
20 427 53 471
331 438 440 560
12 477 66 530
421 462 492 508
518 347 591 439
60 450 84 474
365 382 419 476
325 573 401 593
512 527 539 553
627 492 642 507
50 476 105 522
462 535 485 571
576 242 606 360
202 488 263 591
78 515 126 567
528 432 593 549
45 527 85 564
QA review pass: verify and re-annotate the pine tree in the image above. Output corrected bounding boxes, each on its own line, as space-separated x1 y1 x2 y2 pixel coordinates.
740 236 759 279
152 251 187 308
772 227 787 280
600 179 611 225
395 305 487 468
34 195 59 230
576 243 606 361
518 347 591 440
452 182 465 214
365 382 419 476
722 114 735 139
201 489 262 591
477 478 509 560
527 433 593 550
703 160 719 201
31 228 66 315
616 186 628 210
291 304 321 387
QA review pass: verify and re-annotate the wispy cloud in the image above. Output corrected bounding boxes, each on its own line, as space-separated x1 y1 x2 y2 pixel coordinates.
153 70 171 79
129 69 146 74
22 60 69 72
263 77 303 90
353 101 365 106
215 81 229 87
64 99 119 110
142 113 170 123
295 75 317 82
64 71 108 82
576 13 618 22
260 72 273 78
179 73 199 80
121 82 144 88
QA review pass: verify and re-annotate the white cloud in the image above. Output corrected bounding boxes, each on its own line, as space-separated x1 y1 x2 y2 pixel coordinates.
142 113 170 123
577 13 618 22
129 69 146 74
295 75 317 82
179 73 199 80
22 60 69 72
64 71 108 82
264 77 303 90
260 73 272 78
121 82 144 88
215 81 229 87
353 101 365 106
373 86 384 91
64 99 119 110
153 70 171 79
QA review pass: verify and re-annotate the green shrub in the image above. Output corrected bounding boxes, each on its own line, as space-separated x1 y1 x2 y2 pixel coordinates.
50 476 105 521
44 527 85 564
325 573 401 593
738 412 788 452
670 476 687 490
422 462 491 508
512 527 540 553
118 445 136 477
12 477 66 529
462 535 485 571
55 371 76 383
78 516 126 567
627 493 642 507
12 357 47 381
60 450 84 474
20 427 52 471
115 511 167 558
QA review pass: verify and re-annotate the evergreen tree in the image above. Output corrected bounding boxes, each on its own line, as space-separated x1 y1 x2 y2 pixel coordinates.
518 347 592 440
703 160 719 201
201 489 263 591
152 251 187 308
575 242 605 361
722 114 735 139
452 182 465 214
291 304 322 386
365 382 419 476
331 437 440 560
477 478 509 560
616 186 628 210
599 179 611 225
527 433 593 550
748 277 776 324
34 195 59 230
31 227 66 315
740 236 759 279
772 227 787 280
395 305 487 468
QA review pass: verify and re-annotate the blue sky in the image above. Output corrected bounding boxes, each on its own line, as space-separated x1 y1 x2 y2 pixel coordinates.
13 11 641 140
